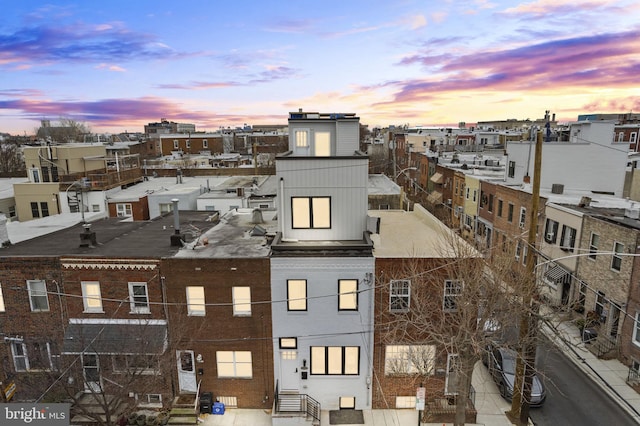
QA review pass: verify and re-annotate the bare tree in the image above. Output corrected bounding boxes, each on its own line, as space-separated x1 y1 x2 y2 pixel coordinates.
0 142 25 174
36 118 91 143
378 230 534 426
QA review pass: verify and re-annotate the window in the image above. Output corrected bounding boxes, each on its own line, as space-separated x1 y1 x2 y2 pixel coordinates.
497 199 503 217
315 131 331 156
466 187 470 199
292 197 331 229
338 279 358 311
40 202 49 217
443 280 462 312
488 194 494 213
185 140 190 149
92 204 100 212
612 241 624 271
559 225 577 252
507 203 514 222
173 140 179 149
31 202 40 218
129 282 150 314
384 345 435 375
311 346 359 375
595 291 606 321
27 280 49 311
519 207 526 228
633 313 640 347
390 280 410 312
279 338 297 349
339 397 355 409
544 219 559 243
232 287 251 316
216 351 252 378
631 133 638 144
618 132 624 142
203 139 208 148
588 233 599 259
0 283 5 312
508 161 515 178
186 286 205 316
116 203 132 217
472 190 477 202
10 341 28 372
82 281 103 313
29 341 56 371
287 279 307 311
295 130 309 147
396 396 417 409
515 240 522 260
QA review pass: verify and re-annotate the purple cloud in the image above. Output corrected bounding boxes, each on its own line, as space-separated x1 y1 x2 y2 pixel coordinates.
390 29 640 102
0 22 187 66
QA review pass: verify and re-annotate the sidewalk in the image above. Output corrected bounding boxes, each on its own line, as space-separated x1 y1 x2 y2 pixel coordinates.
198 360 514 426
542 312 640 424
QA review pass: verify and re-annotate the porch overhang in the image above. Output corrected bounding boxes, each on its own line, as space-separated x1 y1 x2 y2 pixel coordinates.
62 323 167 355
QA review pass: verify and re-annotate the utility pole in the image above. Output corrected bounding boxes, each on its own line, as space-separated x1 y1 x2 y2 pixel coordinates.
509 128 543 424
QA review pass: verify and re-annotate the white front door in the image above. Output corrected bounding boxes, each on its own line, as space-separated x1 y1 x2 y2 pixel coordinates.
279 351 299 392
177 350 197 393
82 353 102 393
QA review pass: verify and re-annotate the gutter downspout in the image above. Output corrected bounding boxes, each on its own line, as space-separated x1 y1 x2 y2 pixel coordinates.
279 177 285 238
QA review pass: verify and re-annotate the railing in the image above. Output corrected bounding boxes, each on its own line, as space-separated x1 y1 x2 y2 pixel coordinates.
628 367 640 384
594 336 618 358
273 381 321 424
194 379 202 412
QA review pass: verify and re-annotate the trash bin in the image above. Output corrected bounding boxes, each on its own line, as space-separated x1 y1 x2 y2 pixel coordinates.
582 327 598 343
212 401 225 415
199 392 213 414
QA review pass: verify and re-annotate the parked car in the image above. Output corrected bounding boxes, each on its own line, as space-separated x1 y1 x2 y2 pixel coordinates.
483 344 546 407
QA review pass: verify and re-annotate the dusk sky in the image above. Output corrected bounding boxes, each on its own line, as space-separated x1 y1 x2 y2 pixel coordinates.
1 0 639 135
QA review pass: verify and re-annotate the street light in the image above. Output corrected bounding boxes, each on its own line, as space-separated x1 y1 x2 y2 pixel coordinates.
395 166 418 182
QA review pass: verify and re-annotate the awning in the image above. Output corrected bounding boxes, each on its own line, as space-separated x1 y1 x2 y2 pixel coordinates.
430 172 443 184
62 323 167 355
427 191 443 205
544 265 570 283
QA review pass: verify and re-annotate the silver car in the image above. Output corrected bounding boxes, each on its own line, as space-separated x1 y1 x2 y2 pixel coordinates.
484 345 546 407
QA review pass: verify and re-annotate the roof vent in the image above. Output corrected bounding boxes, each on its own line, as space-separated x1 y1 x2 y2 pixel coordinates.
551 184 564 194
251 208 264 224
79 223 97 248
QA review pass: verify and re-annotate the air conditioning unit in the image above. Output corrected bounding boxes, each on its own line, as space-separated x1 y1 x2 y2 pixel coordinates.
546 232 554 241
446 199 452 205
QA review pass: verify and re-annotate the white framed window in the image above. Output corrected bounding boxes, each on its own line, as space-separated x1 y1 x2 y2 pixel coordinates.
146 394 162 404
185 140 191 149
466 187 470 199
82 281 103 313
27 280 49 312
232 286 251 316
10 340 28 372
612 241 624 271
291 197 331 229
295 130 309 148
633 312 640 348
186 286 205 316
515 240 522 260
618 132 625 142
116 203 132 217
472 189 477 202
390 280 410 312
443 280 463 312
128 282 150 314
508 161 515 178
631 132 637 144
92 204 100 212
287 279 307 311
173 140 179 149
0 283 5 312
384 345 435 375
519 207 526 228
588 233 599 259
395 396 417 409
338 279 358 311
216 351 252 378
560 225 577 252
203 139 208 148
311 346 359 375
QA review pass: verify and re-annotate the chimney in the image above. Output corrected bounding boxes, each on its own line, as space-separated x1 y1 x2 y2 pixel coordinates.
79 223 97 248
170 198 185 246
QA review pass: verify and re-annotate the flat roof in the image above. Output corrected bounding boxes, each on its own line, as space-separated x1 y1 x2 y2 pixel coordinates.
369 205 474 258
1 211 217 258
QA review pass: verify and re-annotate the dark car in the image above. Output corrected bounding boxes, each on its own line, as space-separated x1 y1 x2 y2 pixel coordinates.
483 344 546 407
